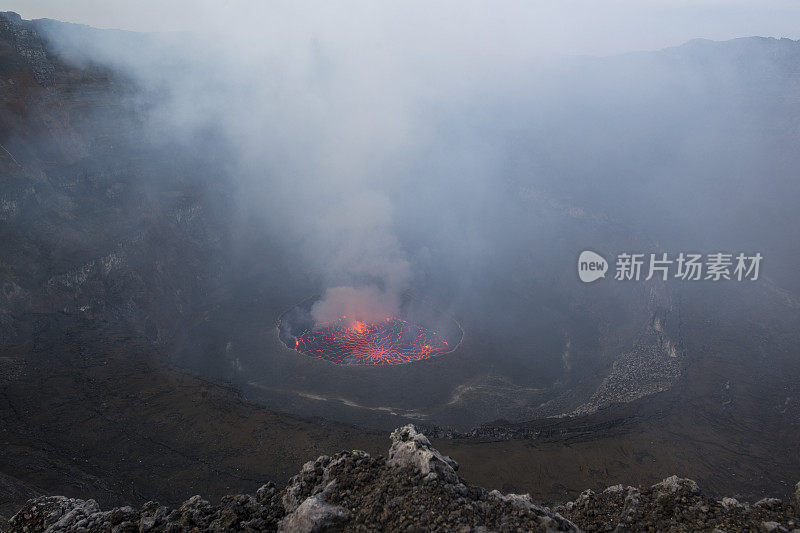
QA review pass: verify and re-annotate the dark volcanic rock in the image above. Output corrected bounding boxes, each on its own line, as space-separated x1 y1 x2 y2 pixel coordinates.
10 425 799 532
9 425 576 532
557 475 800 532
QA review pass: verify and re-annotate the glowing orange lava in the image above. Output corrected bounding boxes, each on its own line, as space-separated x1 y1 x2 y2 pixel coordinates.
294 316 450 365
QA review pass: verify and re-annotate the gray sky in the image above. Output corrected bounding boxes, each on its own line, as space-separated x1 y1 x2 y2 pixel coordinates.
4 0 800 56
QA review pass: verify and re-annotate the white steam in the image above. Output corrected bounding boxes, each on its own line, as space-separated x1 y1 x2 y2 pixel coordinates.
311 286 400 324
309 191 411 322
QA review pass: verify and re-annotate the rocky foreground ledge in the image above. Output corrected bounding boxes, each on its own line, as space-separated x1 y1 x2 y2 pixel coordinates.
8 425 800 532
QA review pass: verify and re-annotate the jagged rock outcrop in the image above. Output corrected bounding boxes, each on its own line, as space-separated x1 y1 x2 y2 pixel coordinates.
8 425 800 532
9 425 576 532
557 475 800 532
387 424 460 484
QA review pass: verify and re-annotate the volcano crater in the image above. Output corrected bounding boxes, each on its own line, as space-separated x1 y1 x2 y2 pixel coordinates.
278 295 463 366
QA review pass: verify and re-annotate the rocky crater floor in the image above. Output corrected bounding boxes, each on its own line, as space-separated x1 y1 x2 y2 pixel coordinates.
7 425 800 532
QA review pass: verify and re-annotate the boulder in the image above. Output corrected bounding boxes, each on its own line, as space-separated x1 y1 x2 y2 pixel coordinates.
387 424 459 483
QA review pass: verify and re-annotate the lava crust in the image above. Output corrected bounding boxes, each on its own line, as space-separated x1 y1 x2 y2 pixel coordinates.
279 295 463 366
294 316 450 365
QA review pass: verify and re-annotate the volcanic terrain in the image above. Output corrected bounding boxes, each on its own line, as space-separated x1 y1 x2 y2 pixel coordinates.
1 10 800 529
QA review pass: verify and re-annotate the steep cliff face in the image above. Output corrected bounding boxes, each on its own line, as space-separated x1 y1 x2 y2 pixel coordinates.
0 11 54 86
8 425 800 532
0 11 256 521
0 11 230 352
